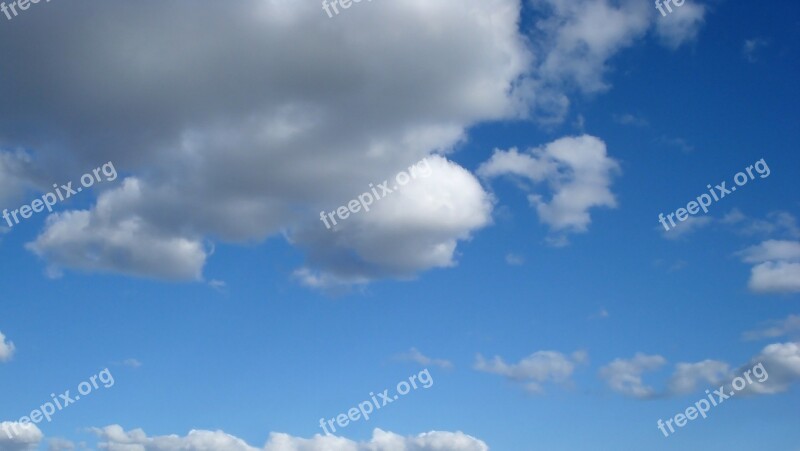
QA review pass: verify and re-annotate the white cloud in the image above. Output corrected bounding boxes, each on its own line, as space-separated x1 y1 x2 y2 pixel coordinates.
475 350 587 393
667 360 731 395
737 240 800 294
0 331 15 363
0 0 524 285
733 342 800 396
0 422 42 451
0 0 710 285
91 426 489 451
661 216 713 240
396 348 454 370
612 113 648 127
654 1 707 49
744 315 800 341
743 38 768 63
599 353 666 399
479 135 619 243
505 253 525 265
122 358 142 369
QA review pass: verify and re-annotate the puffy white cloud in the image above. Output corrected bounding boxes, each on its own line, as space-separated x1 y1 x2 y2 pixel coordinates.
733 342 800 396
738 240 800 263
0 0 710 285
0 422 42 451
0 331 14 362
475 350 587 393
0 0 523 285
478 135 619 242
599 353 666 399
92 426 489 451
737 240 800 294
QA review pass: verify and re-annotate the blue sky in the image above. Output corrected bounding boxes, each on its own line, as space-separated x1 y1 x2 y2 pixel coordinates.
0 0 799 450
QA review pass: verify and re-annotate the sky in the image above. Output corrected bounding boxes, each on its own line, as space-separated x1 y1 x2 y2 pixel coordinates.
0 0 798 450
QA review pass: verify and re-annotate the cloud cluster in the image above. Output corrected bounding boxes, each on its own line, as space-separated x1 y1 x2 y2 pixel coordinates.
91 426 489 451
0 0 710 286
1 0 526 285
599 342 800 399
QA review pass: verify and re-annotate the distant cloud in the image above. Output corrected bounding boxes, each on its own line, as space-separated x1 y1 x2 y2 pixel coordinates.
744 315 800 341
122 358 142 369
599 353 666 399
505 253 525 266
654 1 707 49
0 331 15 363
743 38 768 63
395 348 453 370
657 136 695 153
737 240 800 294
474 350 587 394
479 135 620 245
613 113 648 127
661 216 713 240
667 360 731 395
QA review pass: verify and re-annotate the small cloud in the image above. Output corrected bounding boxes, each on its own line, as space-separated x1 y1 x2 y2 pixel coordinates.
208 279 227 291
657 136 694 153
737 240 800 294
505 253 525 266
744 315 800 341
612 113 648 127
599 353 666 399
48 438 76 451
0 331 15 362
660 216 713 240
743 38 768 63
589 308 609 320
122 358 142 368
474 350 587 394
395 348 453 370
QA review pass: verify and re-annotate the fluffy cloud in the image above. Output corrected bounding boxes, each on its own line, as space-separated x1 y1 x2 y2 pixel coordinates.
478 135 619 243
0 0 526 284
737 240 800 294
599 353 666 399
733 342 800 396
0 422 42 451
474 350 587 393
0 331 14 362
91 426 489 451
0 0 709 285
